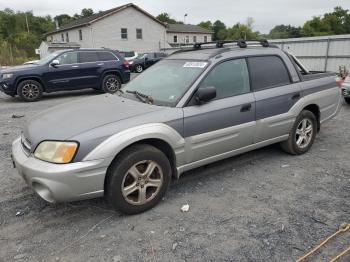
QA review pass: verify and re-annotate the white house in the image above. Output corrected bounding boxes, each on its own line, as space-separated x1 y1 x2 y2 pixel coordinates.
166 24 213 46
44 3 169 55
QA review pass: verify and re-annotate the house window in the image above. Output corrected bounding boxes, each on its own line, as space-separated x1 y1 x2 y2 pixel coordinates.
173 35 177 43
185 36 189 43
204 36 208 43
193 36 197 43
79 30 83 41
66 32 69 42
121 28 128 39
61 33 64 42
136 28 142 39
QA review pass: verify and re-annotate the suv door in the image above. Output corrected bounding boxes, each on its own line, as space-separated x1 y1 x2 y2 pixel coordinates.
183 59 255 163
247 55 302 143
42 51 80 90
76 51 101 88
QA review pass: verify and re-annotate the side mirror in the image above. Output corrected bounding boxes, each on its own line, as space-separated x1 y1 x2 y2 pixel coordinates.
195 86 216 104
51 59 60 67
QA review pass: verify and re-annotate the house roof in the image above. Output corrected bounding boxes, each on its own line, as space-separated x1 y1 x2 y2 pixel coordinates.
46 3 166 35
167 24 213 34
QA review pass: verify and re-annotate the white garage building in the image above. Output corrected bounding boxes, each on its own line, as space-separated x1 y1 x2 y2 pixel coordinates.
44 3 169 55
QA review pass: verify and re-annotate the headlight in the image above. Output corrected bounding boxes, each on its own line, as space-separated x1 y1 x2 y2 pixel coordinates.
2 73 13 79
34 141 78 164
129 61 134 65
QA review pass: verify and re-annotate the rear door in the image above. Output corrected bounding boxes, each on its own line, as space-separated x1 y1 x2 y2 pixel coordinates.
76 51 101 88
248 55 302 143
183 59 255 163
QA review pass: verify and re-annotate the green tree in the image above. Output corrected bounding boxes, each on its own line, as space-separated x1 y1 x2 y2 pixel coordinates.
156 13 178 24
197 21 212 31
269 25 301 39
212 20 226 40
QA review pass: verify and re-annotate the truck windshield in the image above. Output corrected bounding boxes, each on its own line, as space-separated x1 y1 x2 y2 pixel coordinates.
121 60 208 106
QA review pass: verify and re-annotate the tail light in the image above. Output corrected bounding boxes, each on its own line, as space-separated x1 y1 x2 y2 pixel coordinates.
336 79 344 88
122 60 129 69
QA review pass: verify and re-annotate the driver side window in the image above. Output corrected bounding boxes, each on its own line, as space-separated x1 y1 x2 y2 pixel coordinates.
56 52 78 65
199 59 250 99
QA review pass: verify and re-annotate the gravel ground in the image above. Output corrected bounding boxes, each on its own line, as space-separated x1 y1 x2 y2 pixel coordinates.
0 86 349 262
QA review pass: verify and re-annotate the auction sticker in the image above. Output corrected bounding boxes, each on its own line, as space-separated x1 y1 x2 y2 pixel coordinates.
183 62 207 68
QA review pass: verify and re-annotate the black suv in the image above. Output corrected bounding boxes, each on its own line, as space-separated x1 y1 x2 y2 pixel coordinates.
129 52 167 73
0 49 130 102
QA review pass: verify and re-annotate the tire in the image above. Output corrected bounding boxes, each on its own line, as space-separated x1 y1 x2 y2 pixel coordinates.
17 80 43 102
105 144 171 215
281 110 317 155
102 74 122 94
134 64 143 73
345 97 350 104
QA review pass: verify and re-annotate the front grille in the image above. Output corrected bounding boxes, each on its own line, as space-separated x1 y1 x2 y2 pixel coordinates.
21 134 32 156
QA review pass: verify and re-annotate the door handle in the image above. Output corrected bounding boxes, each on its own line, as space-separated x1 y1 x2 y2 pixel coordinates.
72 65 79 68
240 103 252 112
291 93 301 100
97 63 104 66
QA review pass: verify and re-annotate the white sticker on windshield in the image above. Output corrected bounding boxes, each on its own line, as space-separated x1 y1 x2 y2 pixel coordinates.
183 62 207 68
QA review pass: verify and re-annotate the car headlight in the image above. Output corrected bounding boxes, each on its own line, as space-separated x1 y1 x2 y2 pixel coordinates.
2 73 13 79
129 61 134 65
34 141 78 164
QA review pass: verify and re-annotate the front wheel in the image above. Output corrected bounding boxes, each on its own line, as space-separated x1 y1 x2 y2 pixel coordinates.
105 144 171 214
345 97 350 104
134 64 143 73
17 80 43 102
281 110 317 155
102 74 122 94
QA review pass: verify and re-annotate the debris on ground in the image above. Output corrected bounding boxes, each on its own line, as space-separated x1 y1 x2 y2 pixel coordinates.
15 207 29 217
172 242 178 250
281 164 290 168
11 114 25 119
181 204 190 212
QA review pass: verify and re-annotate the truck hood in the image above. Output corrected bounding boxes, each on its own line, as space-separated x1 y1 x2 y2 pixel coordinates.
24 94 160 149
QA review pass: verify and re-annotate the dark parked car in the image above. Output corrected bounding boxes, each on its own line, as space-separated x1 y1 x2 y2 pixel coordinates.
0 49 130 102
129 52 167 73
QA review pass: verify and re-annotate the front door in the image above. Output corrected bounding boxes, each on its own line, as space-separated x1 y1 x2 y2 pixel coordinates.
183 58 255 163
43 51 81 90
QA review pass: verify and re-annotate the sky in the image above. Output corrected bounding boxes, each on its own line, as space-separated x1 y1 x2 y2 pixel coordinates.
0 0 349 33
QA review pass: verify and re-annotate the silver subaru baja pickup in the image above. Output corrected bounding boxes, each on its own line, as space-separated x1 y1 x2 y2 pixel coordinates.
12 40 342 214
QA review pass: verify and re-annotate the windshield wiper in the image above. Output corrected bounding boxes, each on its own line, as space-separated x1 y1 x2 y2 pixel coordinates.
126 90 154 104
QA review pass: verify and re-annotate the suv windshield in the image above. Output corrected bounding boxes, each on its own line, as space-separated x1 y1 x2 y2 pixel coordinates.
121 60 208 106
35 51 65 65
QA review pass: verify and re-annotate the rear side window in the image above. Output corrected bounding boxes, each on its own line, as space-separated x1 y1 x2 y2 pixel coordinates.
79 52 99 63
98 52 117 61
248 56 291 91
199 59 250 99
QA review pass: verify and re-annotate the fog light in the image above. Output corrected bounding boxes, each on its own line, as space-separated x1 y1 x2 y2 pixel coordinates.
32 182 55 203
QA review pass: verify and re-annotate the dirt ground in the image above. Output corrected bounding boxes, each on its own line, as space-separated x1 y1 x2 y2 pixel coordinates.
0 87 349 262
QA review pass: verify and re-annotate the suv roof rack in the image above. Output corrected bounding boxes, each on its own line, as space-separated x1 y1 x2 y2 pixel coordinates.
173 39 278 54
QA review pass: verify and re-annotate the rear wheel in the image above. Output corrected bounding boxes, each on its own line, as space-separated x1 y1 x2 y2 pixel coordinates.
102 74 122 94
345 97 350 104
17 80 43 102
281 110 317 155
106 144 171 214
135 64 143 73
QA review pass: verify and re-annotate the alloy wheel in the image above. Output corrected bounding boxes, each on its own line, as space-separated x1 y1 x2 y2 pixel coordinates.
295 119 313 149
21 83 40 99
121 160 163 205
105 77 120 92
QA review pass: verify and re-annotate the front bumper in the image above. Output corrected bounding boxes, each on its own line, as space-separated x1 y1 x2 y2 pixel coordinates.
11 138 112 203
0 79 16 96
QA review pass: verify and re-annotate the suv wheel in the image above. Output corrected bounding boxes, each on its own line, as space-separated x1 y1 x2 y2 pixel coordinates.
281 110 317 155
17 80 43 102
102 74 121 94
345 97 350 104
106 144 171 214
135 64 143 73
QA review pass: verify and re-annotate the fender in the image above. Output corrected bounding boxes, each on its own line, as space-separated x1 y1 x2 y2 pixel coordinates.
83 123 186 166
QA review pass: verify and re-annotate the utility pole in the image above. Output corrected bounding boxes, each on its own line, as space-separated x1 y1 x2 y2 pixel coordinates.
184 13 188 24
25 13 30 34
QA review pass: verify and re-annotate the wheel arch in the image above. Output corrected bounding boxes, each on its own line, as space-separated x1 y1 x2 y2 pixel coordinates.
15 76 46 93
303 104 320 131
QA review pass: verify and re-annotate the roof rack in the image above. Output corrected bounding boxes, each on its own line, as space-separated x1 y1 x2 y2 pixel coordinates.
173 39 278 54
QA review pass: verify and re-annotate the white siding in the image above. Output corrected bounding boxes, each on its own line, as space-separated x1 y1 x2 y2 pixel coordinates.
167 32 212 44
46 6 168 53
